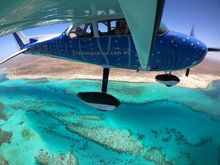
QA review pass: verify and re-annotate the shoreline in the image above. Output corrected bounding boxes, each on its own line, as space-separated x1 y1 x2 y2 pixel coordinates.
1 54 220 89
5 72 220 89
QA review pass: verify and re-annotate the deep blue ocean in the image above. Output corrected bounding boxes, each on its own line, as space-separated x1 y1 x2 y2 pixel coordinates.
0 71 220 165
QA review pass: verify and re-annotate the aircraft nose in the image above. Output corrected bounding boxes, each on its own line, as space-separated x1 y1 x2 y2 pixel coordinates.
187 37 208 64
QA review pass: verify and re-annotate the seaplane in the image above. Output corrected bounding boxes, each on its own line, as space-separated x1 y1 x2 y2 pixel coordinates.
0 0 219 111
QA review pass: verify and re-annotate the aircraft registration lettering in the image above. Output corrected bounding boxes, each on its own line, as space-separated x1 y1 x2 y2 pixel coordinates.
72 51 131 56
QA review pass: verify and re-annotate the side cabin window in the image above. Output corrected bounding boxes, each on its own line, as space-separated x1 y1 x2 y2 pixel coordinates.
98 19 130 37
68 23 94 39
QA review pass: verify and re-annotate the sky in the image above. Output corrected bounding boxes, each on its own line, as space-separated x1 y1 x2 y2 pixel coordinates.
163 0 220 61
0 0 219 61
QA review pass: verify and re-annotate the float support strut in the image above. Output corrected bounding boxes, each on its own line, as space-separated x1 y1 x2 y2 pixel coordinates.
185 68 190 77
102 68 109 93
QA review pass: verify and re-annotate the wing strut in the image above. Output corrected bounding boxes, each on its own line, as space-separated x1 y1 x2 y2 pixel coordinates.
118 0 165 69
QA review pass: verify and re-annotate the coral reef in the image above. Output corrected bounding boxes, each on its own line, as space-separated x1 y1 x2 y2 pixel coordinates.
76 114 103 121
144 147 174 165
0 129 12 145
51 111 103 121
0 156 8 165
41 110 178 163
65 122 144 155
0 102 7 120
45 111 144 155
35 149 77 165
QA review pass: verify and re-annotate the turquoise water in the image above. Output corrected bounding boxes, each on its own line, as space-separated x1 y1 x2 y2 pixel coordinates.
0 72 220 165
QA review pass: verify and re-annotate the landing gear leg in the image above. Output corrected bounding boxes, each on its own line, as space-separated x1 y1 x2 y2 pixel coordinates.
77 67 120 111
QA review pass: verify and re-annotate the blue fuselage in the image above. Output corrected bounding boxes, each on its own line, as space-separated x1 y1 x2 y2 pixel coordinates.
26 31 208 71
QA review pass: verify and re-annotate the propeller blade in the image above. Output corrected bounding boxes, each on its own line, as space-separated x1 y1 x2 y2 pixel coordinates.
185 68 190 77
190 25 195 37
208 48 220 52
0 48 28 65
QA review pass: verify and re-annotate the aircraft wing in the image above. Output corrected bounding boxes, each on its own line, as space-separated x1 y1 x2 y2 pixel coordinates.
0 0 123 36
0 0 164 69
0 48 28 64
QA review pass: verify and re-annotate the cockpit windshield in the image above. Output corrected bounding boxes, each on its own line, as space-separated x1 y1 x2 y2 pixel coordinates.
66 21 167 38
158 23 168 35
67 23 94 39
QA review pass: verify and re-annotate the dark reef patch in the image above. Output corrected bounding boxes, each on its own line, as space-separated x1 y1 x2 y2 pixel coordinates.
0 103 7 120
0 156 8 165
151 128 212 147
21 128 35 141
0 129 12 145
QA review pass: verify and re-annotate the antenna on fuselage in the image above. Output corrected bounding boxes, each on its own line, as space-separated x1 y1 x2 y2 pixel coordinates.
190 25 195 37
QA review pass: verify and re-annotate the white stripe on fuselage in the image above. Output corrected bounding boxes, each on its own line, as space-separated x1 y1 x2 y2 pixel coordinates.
85 102 116 111
156 80 179 86
34 34 61 43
